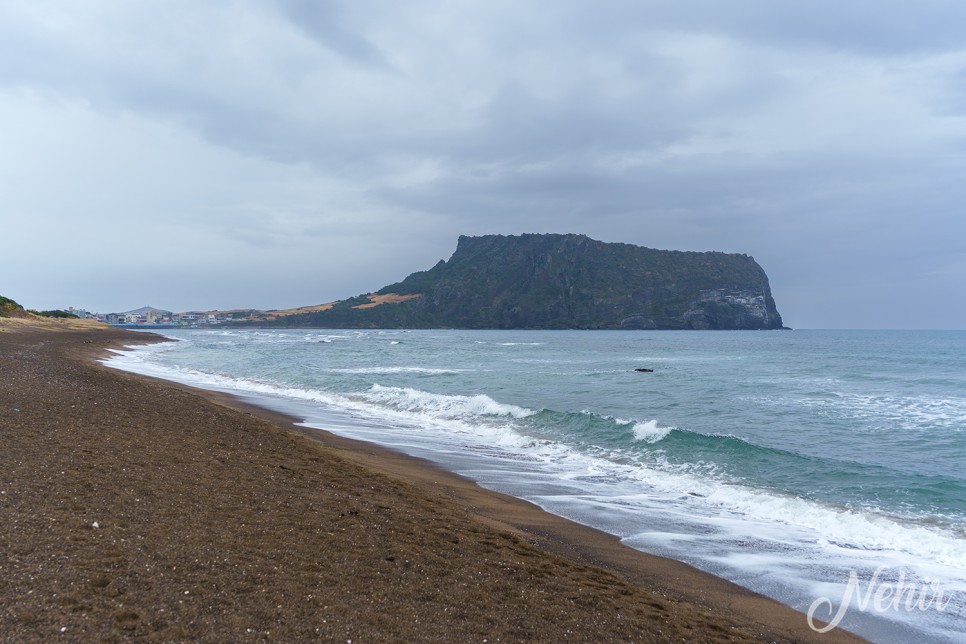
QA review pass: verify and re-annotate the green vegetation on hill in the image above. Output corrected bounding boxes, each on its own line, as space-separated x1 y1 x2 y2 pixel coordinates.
1 297 78 320
245 234 786 330
0 295 26 318
30 310 80 319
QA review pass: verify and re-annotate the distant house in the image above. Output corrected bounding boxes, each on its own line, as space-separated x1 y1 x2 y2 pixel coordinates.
106 306 174 325
101 309 235 327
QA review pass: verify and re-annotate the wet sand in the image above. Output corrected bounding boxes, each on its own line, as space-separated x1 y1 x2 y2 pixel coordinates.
0 319 862 641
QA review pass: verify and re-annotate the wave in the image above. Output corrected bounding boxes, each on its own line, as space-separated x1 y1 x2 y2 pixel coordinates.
361 384 536 420
335 388 966 567
632 419 674 443
792 392 966 432
103 344 966 573
327 367 466 375
188 330 364 345
321 386 966 540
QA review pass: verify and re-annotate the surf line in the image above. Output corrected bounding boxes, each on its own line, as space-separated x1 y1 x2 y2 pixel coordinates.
807 566 955 633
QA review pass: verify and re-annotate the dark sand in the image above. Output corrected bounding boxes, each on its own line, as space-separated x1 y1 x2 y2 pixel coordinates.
0 320 863 642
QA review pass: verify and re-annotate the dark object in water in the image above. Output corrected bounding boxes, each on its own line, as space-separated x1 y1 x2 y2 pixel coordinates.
634 368 654 373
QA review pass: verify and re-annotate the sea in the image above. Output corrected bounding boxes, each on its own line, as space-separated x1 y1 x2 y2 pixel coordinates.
104 328 966 642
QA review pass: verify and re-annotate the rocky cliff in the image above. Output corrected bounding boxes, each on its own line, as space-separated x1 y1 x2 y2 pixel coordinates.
265 234 785 330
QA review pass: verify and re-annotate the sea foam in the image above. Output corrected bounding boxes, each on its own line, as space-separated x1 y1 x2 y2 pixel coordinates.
632 420 673 443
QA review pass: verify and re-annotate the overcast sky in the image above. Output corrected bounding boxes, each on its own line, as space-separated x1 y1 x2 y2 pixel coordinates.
2 1 964 328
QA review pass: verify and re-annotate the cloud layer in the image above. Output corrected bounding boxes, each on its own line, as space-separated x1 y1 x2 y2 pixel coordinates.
2 1 965 327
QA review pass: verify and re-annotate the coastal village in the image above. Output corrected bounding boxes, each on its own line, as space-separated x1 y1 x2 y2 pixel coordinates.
68 305 239 327
66 296 406 327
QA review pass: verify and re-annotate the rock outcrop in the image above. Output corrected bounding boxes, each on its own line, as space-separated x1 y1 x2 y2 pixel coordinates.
261 234 785 330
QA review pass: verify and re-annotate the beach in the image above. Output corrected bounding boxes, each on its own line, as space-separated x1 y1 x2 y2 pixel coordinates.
0 319 860 642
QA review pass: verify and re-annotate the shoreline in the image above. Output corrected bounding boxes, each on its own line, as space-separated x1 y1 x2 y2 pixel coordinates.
1 320 861 641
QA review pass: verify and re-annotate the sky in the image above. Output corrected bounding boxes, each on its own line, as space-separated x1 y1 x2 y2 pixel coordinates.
2 1 965 329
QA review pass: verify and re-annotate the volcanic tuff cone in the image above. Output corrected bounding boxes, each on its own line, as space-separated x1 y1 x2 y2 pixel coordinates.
253 234 785 330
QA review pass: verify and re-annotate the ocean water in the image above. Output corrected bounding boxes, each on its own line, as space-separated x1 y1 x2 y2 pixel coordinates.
105 329 966 642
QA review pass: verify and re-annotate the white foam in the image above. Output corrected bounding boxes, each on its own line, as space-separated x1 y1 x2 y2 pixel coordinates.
632 420 673 443
790 392 966 433
105 348 538 448
694 486 966 570
327 367 465 375
361 384 536 420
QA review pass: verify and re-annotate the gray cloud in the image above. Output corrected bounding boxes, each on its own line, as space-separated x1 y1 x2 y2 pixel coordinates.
273 0 394 69
565 1 966 54
1 1 964 327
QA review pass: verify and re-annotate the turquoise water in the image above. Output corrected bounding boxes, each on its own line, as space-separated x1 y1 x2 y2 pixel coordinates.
107 329 966 642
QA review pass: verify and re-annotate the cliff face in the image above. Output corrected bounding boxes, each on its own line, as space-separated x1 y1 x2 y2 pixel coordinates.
274 234 785 330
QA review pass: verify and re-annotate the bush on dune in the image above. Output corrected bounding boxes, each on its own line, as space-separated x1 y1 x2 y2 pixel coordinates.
31 309 80 319
0 295 25 318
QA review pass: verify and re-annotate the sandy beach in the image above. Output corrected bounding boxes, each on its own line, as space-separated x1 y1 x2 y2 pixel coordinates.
0 319 862 642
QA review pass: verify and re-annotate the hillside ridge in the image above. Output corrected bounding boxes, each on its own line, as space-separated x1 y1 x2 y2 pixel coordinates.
245 234 785 330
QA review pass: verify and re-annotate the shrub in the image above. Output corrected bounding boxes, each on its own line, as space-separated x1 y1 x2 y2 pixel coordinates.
0 295 25 318
31 310 80 319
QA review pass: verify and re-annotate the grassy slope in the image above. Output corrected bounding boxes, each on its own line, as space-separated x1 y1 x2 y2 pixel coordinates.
0 295 28 318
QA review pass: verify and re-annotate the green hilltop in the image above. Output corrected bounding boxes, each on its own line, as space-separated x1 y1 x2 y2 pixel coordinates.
249 234 786 330
0 295 26 318
0 296 79 320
